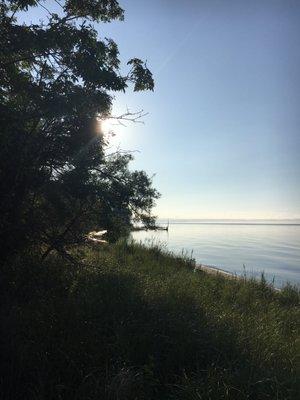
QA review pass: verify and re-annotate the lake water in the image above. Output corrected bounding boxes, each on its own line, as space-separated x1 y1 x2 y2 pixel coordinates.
131 220 300 288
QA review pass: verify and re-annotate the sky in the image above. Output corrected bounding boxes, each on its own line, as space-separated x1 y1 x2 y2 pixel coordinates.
25 1 300 219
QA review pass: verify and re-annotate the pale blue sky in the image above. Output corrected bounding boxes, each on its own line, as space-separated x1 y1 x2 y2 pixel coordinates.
26 1 300 219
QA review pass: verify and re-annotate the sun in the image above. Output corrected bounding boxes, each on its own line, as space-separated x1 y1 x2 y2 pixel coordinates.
100 119 114 135
94 118 111 136
94 114 128 147
95 118 120 137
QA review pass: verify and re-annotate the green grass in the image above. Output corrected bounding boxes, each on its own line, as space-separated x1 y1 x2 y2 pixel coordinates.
0 241 299 399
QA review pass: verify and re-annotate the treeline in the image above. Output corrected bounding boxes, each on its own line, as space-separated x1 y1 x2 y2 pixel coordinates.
0 0 159 261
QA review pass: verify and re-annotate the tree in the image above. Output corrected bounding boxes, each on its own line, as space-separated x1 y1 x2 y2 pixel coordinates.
0 0 159 260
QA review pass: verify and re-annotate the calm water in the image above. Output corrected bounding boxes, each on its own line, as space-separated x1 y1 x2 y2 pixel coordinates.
131 220 300 288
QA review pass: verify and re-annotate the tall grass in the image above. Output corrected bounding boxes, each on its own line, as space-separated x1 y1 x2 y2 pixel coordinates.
0 241 299 399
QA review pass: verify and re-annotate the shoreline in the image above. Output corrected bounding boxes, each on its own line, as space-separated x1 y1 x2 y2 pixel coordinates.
195 263 282 291
194 264 240 280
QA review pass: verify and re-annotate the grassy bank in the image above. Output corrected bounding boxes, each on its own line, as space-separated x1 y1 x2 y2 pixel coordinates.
1 242 299 399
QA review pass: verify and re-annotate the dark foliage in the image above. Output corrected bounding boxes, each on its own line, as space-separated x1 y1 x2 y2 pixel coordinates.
0 0 158 259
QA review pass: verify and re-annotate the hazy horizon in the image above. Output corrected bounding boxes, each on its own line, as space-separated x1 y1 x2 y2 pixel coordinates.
155 218 300 226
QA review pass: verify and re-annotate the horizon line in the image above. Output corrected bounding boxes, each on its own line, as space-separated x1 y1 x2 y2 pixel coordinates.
156 218 300 226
